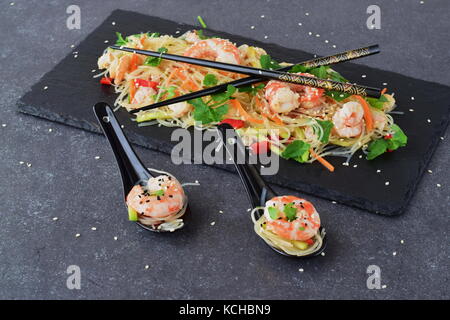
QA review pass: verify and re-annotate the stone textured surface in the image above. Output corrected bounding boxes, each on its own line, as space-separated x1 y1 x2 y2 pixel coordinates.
0 0 448 299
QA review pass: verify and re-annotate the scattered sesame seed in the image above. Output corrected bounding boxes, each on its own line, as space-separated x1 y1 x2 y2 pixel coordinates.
94 156 100 160
121 125 124 129
104 40 109 43
298 22 302 26
400 240 404 244
264 35 268 39
376 169 381 173
411 96 415 100
331 201 337 204
299 268 304 272
1 124 6 127
305 12 309 16
361 75 367 78
427 169 432 173
19 161 24 165
332 45 336 48
315 34 320 37
409 108 414 112
393 251 397 256
210 221 216 226
440 137 444 140
91 69 96 73
70 44 75 48
250 25 255 29
10 2 14 6
342 162 349 166
175 30 180 34
385 181 390 186
382 285 387 289
219 210 224 214
48 128 53 132
437 183 441 187
247 208 251 212
74 55 78 58
111 21 116 26
91 227 97 231
114 236 118 241
26 163 32 168
427 119 431 123
353 165 358 168
358 155 363 159
43 86 48 90
324 40 329 43
75 233 81 238
308 32 312 35
52 217 58 221
420 1 424 4
321 252 325 256
195 180 199 184
260 15 265 18
145 265 150 269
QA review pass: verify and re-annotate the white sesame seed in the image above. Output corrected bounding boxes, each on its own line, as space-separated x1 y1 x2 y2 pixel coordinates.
264 35 268 39
111 21 116 26
52 217 58 221
10 2 14 6
247 208 251 212
308 32 312 35
382 82 388 86
94 156 100 160
361 75 367 78
420 1 424 4
315 34 320 37
298 22 302 26
440 137 444 140
382 285 387 289
70 44 75 48
260 15 265 18
43 86 48 90
299 268 304 272
91 69 96 73
409 108 414 112
385 181 390 186
393 251 397 256
114 236 118 241
121 125 124 129
175 30 180 34
210 221 216 226
145 265 149 269
19 161 24 165
342 162 349 166
321 252 325 256
305 12 309 16
353 165 358 168
411 96 415 100
91 227 97 231
75 233 81 238
427 119 431 123
104 40 109 43
427 169 432 173
376 169 381 173
358 155 363 159
250 25 255 29
74 55 78 58
195 180 199 184
437 183 441 187
324 40 329 43
1 124 6 127
331 201 337 204
219 210 224 214
332 45 337 48
400 240 404 244
26 163 32 168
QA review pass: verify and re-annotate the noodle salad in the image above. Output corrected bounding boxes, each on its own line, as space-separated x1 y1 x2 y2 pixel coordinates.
97 30 407 170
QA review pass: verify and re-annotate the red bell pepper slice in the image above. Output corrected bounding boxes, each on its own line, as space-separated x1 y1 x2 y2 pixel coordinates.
250 141 270 155
134 79 159 90
100 77 113 85
220 119 245 129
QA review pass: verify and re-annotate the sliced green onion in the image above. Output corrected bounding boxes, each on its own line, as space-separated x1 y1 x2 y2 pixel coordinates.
197 16 207 28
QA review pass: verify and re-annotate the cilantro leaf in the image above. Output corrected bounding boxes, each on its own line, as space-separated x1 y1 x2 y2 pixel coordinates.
289 64 310 73
366 95 389 110
281 140 311 163
366 139 388 160
115 32 128 46
260 55 281 70
151 190 165 196
203 74 218 87
148 32 160 38
316 120 334 143
329 70 348 83
189 98 229 124
211 84 236 102
268 207 279 220
366 124 408 160
144 47 168 66
283 203 298 222
238 83 265 95
309 66 329 79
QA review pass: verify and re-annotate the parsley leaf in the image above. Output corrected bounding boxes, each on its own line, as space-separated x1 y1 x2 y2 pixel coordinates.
203 74 218 87
260 55 281 70
366 139 388 160
238 83 265 95
115 32 128 46
309 66 329 79
316 120 334 143
281 140 310 163
268 207 279 220
144 47 168 67
189 98 229 124
283 203 298 222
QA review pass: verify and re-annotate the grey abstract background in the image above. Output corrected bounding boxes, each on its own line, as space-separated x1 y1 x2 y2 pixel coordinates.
0 0 448 299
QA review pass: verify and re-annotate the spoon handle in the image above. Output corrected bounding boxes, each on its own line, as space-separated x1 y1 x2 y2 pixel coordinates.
93 102 151 197
217 123 277 208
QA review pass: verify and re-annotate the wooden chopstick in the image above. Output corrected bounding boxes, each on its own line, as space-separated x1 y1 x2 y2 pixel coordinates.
126 45 380 114
110 44 381 99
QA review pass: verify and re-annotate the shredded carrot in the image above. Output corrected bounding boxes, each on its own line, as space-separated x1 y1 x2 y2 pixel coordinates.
254 96 283 125
181 79 199 92
230 99 264 124
129 54 139 72
353 95 373 132
381 88 387 95
129 80 136 103
309 148 335 172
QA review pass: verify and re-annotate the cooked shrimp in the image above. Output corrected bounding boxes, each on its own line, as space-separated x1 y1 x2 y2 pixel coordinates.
263 73 324 113
132 86 156 104
263 196 320 241
184 38 241 65
184 30 201 43
332 101 364 138
114 55 132 84
126 175 186 219
167 101 192 117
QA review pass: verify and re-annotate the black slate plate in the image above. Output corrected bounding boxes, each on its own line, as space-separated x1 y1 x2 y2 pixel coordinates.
17 10 449 216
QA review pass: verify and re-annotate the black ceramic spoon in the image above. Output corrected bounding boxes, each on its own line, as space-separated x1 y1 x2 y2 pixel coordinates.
216 123 327 258
93 102 187 232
